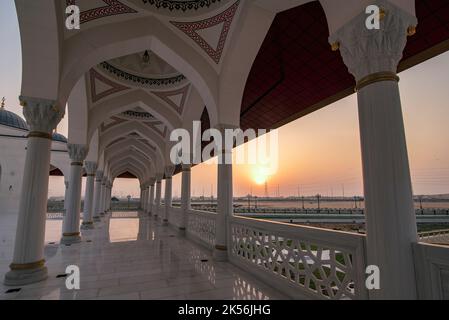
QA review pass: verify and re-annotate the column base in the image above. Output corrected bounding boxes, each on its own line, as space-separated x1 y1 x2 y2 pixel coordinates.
213 245 228 262
60 233 81 245
4 262 48 286
93 216 101 222
81 221 95 230
100 212 105 217
162 219 169 226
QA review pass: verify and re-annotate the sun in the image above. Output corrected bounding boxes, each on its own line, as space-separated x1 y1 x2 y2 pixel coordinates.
251 166 269 185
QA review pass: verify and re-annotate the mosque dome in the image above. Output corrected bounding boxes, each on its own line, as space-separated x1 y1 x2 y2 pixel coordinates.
0 98 29 131
52 132 68 143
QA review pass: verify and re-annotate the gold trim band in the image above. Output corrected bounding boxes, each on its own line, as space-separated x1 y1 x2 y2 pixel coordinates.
71 162 83 166
10 259 45 271
215 245 227 251
355 71 399 92
63 232 80 237
28 131 52 140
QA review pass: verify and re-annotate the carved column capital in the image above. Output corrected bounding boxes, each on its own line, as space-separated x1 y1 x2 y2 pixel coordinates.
155 173 164 181
165 165 176 178
328 0 417 81
20 96 65 134
95 170 104 181
84 162 97 176
67 144 89 163
148 178 156 186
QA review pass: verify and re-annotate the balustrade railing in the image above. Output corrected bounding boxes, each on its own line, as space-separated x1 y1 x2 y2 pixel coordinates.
413 242 449 299
228 216 368 300
186 209 217 250
418 229 449 245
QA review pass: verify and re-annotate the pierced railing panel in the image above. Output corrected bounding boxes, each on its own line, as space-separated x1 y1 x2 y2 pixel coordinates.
419 229 449 246
413 242 449 300
187 209 217 250
229 216 367 300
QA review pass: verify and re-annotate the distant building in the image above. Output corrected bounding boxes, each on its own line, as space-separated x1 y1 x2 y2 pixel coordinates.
0 100 70 216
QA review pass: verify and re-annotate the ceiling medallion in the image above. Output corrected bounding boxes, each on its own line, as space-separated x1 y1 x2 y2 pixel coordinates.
141 0 222 12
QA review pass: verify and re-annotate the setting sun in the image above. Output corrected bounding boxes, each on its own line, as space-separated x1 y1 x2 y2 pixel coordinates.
251 165 270 185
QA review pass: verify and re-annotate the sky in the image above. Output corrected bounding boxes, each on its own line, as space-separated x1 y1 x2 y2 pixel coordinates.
1 1 448 199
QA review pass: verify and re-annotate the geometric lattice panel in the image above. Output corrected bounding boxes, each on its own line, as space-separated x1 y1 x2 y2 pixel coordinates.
231 224 359 300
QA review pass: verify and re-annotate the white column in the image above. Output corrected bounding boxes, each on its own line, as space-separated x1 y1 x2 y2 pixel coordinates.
148 179 155 215
81 162 97 230
61 144 88 244
92 170 103 222
63 180 69 214
214 127 234 262
163 166 175 226
139 189 143 210
4 96 64 286
154 175 163 220
105 181 111 213
143 186 148 212
179 164 191 235
99 177 107 216
329 3 418 299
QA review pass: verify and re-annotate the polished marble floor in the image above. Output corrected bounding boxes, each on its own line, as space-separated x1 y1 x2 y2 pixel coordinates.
0 212 288 300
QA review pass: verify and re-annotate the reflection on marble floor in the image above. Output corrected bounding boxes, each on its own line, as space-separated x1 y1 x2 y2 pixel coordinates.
0 213 288 300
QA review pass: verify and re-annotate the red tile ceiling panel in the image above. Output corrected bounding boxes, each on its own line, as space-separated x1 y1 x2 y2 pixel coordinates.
241 0 449 131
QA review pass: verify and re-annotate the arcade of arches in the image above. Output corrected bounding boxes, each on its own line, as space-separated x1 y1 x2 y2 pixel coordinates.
1 0 449 300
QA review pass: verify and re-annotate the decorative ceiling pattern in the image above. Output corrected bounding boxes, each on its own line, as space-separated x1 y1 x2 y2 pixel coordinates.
108 51 180 77
99 62 186 88
141 0 222 12
106 137 126 149
121 109 156 120
90 69 130 103
139 139 157 151
66 0 138 24
152 84 191 115
170 0 239 64
101 116 128 133
143 120 168 138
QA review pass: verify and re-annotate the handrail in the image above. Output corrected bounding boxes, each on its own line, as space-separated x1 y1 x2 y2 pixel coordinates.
228 215 367 300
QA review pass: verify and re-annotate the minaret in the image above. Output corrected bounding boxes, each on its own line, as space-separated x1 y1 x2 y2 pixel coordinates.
1 97 5 109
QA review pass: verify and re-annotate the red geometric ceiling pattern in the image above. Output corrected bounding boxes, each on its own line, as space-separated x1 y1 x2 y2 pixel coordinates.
90 69 130 103
152 84 191 115
170 1 240 64
66 0 137 24
241 0 449 131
